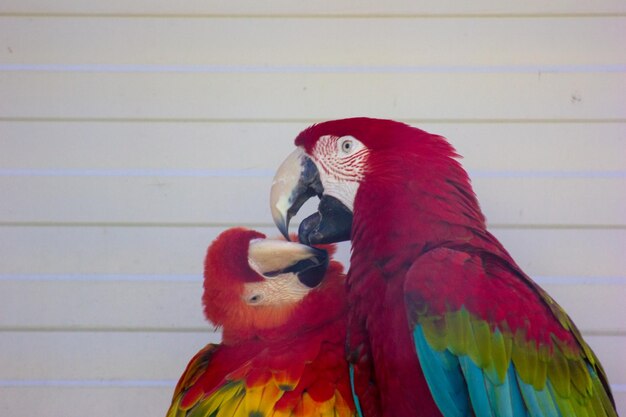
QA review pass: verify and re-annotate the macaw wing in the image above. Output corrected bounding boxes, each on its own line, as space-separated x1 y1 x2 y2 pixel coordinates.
167 343 355 417
404 247 616 417
166 343 283 417
166 343 227 417
166 343 281 417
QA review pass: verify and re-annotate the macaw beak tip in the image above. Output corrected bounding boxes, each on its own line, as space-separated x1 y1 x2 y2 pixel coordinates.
275 215 291 241
270 181 292 241
270 147 320 242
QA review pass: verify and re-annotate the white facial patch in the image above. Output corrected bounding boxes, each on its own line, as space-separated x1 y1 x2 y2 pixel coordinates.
242 273 311 306
319 178 360 212
313 135 369 212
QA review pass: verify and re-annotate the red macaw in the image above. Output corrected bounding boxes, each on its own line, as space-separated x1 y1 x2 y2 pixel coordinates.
270 118 617 417
166 227 356 417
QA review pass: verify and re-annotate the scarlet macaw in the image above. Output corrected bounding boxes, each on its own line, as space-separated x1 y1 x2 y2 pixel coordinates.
166 227 356 417
270 118 617 417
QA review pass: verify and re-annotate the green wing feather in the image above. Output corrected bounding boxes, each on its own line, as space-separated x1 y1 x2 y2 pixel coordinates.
406 247 617 417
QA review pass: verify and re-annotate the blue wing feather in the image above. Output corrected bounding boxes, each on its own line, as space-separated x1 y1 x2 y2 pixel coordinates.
483 360 530 417
349 364 365 417
413 325 472 417
515 374 562 417
458 355 495 417
505 363 530 417
488 361 513 417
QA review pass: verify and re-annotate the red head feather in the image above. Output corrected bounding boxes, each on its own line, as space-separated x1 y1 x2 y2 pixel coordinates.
295 118 485 253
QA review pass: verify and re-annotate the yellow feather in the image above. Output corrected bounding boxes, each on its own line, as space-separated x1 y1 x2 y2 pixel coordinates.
446 309 471 356
211 382 246 411
165 395 183 417
244 384 269 413
421 315 448 351
489 328 510 384
215 385 246 417
333 391 356 417
317 394 336 415
468 317 492 370
511 330 544 390
270 409 292 417
257 381 283 411
547 343 571 398
569 357 593 397
294 392 316 416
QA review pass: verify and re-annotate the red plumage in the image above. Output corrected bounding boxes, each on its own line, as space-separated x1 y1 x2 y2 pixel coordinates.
167 227 356 417
288 118 615 416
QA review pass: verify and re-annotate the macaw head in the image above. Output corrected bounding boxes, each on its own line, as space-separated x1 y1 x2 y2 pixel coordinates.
202 227 345 340
270 117 482 246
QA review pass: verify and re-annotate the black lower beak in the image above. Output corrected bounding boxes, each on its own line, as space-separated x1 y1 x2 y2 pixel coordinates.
274 246 329 288
298 195 353 245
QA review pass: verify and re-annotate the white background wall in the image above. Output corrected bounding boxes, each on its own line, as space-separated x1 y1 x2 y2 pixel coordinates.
0 1 624 415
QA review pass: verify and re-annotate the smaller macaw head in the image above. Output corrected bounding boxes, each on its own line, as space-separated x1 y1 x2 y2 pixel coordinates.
203 227 344 340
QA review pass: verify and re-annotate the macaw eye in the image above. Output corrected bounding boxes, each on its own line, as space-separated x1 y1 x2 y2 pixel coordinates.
339 137 354 154
248 294 262 304
336 136 365 157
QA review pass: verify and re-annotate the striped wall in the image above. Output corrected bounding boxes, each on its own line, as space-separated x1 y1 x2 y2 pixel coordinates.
1 1 625 415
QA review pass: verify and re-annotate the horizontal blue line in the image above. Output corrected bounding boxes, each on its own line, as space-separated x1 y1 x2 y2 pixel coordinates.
0 168 275 177
469 170 626 179
0 168 624 179
533 276 626 285
0 274 200 282
1 274 624 285
0 64 625 74
0 379 176 388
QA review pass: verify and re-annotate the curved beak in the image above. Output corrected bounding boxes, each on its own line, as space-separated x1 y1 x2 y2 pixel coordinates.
270 148 323 240
248 238 328 288
270 148 353 246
